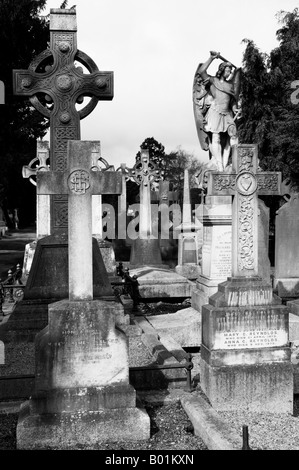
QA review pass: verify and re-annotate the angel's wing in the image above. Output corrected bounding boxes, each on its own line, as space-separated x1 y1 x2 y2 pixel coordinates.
192 64 211 151
231 67 242 102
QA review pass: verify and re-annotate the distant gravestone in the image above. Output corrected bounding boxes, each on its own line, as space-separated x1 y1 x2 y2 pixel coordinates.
274 186 299 299
0 341 4 364
0 80 4 104
175 169 202 279
129 150 165 268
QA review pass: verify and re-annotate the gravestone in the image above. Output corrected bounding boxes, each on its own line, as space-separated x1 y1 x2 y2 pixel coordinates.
274 183 299 299
0 206 7 237
16 140 150 449
22 140 50 282
0 341 4 364
175 169 202 279
200 144 293 413
129 150 165 268
5 8 115 341
0 80 4 104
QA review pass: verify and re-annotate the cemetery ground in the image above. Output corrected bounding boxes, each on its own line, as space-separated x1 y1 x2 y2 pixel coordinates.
1 229 299 451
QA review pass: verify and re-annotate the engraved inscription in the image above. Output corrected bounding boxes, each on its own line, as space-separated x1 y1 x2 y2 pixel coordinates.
214 308 288 349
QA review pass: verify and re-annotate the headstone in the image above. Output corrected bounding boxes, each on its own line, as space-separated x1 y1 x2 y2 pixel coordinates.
90 145 117 277
16 140 150 450
22 140 50 281
274 183 299 299
7 8 115 340
129 150 165 268
0 206 7 237
0 341 4 364
175 169 202 279
191 194 232 312
0 80 4 104
200 144 293 413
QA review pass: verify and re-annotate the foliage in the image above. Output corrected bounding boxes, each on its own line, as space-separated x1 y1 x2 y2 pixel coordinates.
238 8 299 183
0 0 49 226
135 137 203 191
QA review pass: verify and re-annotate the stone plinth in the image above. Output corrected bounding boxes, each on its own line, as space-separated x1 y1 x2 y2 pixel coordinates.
16 299 150 449
129 267 193 300
200 277 293 413
129 238 165 269
191 196 232 311
0 341 4 364
146 307 201 347
274 192 299 299
3 234 119 342
93 236 117 276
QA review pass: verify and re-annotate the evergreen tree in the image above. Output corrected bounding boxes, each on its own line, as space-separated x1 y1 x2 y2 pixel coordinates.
239 8 299 182
0 0 49 227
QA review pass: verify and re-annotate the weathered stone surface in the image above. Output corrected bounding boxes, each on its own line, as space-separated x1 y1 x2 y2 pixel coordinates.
200 360 293 413
129 267 193 299
274 189 299 298
129 238 164 268
17 401 150 449
0 341 4 364
146 307 201 348
16 299 150 449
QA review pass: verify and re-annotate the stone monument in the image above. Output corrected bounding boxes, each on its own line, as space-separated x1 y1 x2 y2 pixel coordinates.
16 140 150 450
4 8 115 340
274 181 299 300
0 80 4 104
200 144 293 413
22 140 50 281
175 169 202 279
129 149 165 268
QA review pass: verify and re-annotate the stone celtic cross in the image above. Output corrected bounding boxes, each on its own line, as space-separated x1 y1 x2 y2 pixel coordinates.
130 150 162 238
37 140 122 301
13 9 113 232
207 144 281 277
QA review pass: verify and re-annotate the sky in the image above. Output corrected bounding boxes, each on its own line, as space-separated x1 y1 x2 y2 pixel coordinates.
42 0 299 170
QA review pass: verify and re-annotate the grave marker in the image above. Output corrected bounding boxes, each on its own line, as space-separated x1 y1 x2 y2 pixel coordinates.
200 144 293 413
16 140 150 449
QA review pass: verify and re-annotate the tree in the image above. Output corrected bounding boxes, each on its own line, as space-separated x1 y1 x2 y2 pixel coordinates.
0 0 50 227
239 9 299 183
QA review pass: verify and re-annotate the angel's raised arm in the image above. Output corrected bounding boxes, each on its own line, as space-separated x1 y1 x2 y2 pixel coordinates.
197 51 220 78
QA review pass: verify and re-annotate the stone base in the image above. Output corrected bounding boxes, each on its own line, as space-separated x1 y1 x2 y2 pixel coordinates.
17 399 150 449
289 313 299 342
129 238 164 267
274 278 299 299
175 264 201 280
191 275 223 312
16 298 150 449
129 266 194 299
146 307 201 348
94 237 117 276
200 359 293 413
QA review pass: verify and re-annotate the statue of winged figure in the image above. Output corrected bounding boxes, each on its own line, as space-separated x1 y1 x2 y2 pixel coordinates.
193 51 242 172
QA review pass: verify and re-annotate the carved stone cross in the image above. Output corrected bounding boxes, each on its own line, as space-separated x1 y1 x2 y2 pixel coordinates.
130 150 162 238
37 141 122 301
207 144 281 277
13 9 113 232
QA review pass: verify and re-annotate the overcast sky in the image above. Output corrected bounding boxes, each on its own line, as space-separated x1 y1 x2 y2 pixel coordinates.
43 0 299 170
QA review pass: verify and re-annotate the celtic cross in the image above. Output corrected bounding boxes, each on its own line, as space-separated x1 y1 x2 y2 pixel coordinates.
130 150 162 238
36 140 122 301
13 9 113 232
207 144 281 277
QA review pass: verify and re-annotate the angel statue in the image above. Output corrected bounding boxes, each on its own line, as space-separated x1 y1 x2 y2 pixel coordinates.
193 51 242 172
